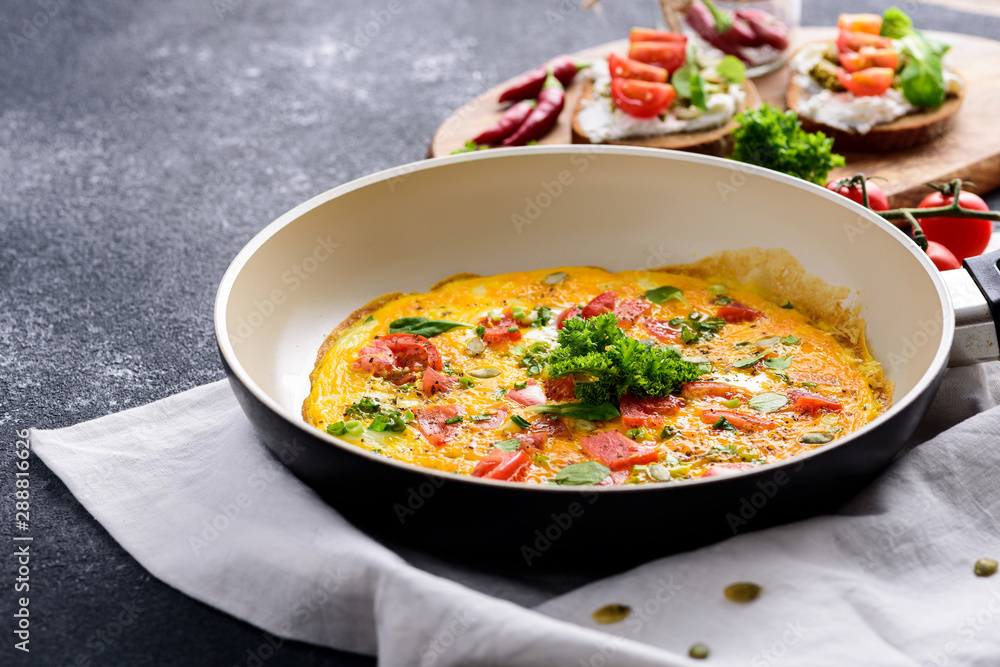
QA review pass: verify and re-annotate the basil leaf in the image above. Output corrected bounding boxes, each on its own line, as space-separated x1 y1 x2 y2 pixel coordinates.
733 348 773 369
670 43 708 111
899 35 947 109
712 416 737 432
748 392 789 413
799 431 834 445
493 438 521 452
780 335 800 345
527 401 621 421
645 285 685 305
690 70 708 111
763 355 793 371
387 317 471 337
551 461 612 486
717 55 746 84
880 6 914 38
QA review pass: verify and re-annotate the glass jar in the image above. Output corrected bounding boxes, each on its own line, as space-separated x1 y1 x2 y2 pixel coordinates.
660 0 801 77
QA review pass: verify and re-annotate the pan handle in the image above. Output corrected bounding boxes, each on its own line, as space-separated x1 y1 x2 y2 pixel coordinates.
945 248 1000 366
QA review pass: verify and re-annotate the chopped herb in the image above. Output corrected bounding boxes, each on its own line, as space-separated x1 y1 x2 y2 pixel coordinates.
451 140 488 154
442 362 459 376
688 311 702 322
532 305 554 328
714 296 733 305
532 453 550 466
513 381 527 390
748 392 788 413
510 414 531 429
493 438 521 452
550 461 612 486
660 425 677 440
459 377 475 388
527 401 621 421
801 382 818 389
326 421 346 436
733 348 773 368
345 397 381 417
397 382 415 392
781 301 794 309
780 334 800 345
546 313 703 404
680 323 698 344
507 326 519 333
401 409 414 423
644 285 685 304
475 325 486 338
363 315 375 324
626 427 646 440
763 355 793 371
722 398 740 409
669 317 684 327
713 416 737 432
708 285 727 296
470 413 491 422
734 341 752 347
387 317 471 338
444 416 463 425
344 420 364 438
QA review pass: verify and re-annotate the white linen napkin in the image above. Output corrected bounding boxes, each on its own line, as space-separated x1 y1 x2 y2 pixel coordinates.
31 362 1000 666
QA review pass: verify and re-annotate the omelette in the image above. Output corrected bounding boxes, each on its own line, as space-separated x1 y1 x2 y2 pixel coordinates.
302 267 890 486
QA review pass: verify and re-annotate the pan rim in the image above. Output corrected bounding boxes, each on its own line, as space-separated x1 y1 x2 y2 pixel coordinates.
214 145 955 492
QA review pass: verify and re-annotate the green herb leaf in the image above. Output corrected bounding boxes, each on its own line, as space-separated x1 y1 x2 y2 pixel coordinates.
670 43 708 110
713 416 737 432
551 461 612 486
644 285 685 304
880 6 914 38
444 416 463 425
898 34 948 108
660 424 677 440
703 0 733 33
717 55 746 83
626 427 646 440
780 335 800 345
781 301 794 309
732 104 845 185
527 401 621 421
326 421 346 436
748 392 788 413
763 355 793 371
470 413 491 422
451 140 488 154
733 348 773 368
722 398 740 409
387 317 471 338
510 414 531 429
494 438 521 452
532 306 554 328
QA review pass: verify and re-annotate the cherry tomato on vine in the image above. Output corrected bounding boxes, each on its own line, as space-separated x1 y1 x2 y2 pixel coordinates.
925 241 961 271
916 190 992 261
825 178 889 211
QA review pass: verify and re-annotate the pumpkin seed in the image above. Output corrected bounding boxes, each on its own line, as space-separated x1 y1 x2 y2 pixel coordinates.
648 463 671 482
543 272 568 285
592 603 631 624
466 367 501 379
799 431 834 445
464 337 485 356
689 643 710 659
975 558 998 577
724 582 762 602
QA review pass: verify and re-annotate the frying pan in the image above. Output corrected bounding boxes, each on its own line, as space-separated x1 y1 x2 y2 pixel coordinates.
215 146 1000 565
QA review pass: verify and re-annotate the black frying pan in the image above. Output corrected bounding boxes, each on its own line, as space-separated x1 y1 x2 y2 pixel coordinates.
215 147 1000 566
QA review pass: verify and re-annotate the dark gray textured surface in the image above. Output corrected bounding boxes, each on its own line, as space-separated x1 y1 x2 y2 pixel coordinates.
3 1 1000 665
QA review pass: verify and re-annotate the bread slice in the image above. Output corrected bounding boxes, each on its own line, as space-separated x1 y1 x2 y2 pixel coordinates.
571 79 760 157
786 49 965 153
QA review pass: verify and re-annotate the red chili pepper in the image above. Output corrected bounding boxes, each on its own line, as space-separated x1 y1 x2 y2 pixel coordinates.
497 55 583 104
472 100 535 145
502 71 565 146
685 1 749 61
735 9 789 50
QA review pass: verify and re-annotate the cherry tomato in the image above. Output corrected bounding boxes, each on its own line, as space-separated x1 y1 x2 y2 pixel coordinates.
837 30 892 54
837 13 883 35
629 27 687 43
925 241 961 271
608 53 668 83
839 47 898 73
825 178 890 211
916 191 993 261
628 41 687 75
837 67 894 97
610 78 676 119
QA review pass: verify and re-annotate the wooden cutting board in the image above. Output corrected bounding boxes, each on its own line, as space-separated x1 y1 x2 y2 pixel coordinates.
428 28 1000 208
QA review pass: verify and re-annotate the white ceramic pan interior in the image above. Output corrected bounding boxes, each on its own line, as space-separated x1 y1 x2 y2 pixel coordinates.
216 146 953 451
